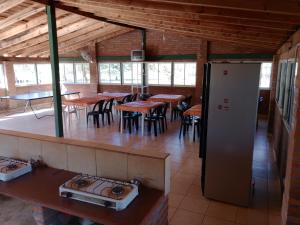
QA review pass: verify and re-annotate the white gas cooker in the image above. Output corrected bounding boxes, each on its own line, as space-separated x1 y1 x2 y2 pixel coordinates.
59 174 139 211
0 157 32 181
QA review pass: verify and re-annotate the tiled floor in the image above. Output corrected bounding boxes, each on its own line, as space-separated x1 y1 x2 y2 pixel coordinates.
0 107 282 225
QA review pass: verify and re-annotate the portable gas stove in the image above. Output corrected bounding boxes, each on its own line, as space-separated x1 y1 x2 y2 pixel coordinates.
59 174 139 211
0 157 32 181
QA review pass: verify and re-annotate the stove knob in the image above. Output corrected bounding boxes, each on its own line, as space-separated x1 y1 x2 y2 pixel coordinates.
61 192 72 198
104 201 111 208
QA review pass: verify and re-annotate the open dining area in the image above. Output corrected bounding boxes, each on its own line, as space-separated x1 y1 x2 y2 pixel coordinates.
0 1 299 225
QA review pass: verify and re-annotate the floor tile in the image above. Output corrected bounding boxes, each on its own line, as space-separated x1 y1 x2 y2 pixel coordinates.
170 209 204 225
202 216 235 225
206 201 237 222
179 196 209 214
169 193 185 208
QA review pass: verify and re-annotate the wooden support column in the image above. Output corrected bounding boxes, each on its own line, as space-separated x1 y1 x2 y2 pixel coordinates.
3 61 16 109
268 55 279 133
46 1 63 137
195 39 208 104
141 29 146 94
88 42 99 94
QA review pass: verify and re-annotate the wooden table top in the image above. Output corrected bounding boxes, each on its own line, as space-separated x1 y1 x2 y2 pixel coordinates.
148 94 185 103
63 96 112 107
98 92 131 101
0 167 165 225
115 101 164 113
183 104 202 116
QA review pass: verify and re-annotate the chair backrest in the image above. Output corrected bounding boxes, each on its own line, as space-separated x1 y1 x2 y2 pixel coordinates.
185 95 192 106
107 98 114 110
124 94 133 103
92 100 105 112
139 93 152 101
131 93 138 102
160 103 168 116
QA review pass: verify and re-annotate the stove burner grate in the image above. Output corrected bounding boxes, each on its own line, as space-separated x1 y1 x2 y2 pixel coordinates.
111 185 125 195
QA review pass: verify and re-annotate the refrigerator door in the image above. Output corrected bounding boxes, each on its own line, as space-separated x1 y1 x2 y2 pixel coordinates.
203 63 260 206
200 63 211 194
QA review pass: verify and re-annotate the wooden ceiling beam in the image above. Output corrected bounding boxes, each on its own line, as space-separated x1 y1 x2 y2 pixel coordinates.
0 3 45 31
30 0 143 30
0 10 67 42
0 0 26 14
60 0 300 24
66 1 296 32
0 14 80 49
143 0 300 16
37 28 132 57
76 5 290 38
1 19 99 56
14 22 106 57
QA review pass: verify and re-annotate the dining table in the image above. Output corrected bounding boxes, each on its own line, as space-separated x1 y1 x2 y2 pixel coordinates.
147 94 185 118
183 104 202 139
98 92 131 101
115 101 164 136
62 95 113 124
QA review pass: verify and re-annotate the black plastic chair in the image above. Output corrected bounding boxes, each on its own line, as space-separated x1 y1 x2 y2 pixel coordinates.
185 95 193 108
104 98 114 125
86 100 105 128
144 106 163 136
131 93 138 102
158 103 168 132
178 104 201 141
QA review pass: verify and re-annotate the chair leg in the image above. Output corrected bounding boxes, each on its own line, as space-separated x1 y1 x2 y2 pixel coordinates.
179 123 182 138
86 115 89 127
107 113 111 125
111 112 114 122
153 121 157 137
161 119 164 133
135 117 139 131
128 119 132 134
158 119 162 133
96 116 99 128
165 117 168 130
102 114 105 126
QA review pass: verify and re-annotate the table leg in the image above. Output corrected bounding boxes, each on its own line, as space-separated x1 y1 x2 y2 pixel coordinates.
85 107 88 127
141 113 145 136
192 116 195 140
120 111 123 134
169 102 172 121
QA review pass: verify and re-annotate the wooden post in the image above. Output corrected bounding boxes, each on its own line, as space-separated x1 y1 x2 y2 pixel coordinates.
141 29 146 94
3 61 16 109
88 42 99 94
195 39 208 104
46 1 63 137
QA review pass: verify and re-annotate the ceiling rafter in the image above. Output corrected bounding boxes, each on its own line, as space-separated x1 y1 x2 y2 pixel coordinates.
0 0 26 14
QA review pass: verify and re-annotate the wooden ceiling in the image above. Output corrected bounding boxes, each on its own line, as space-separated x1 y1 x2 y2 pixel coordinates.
0 0 132 58
0 0 300 58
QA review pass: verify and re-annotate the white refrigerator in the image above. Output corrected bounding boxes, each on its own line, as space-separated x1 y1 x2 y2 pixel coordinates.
200 63 261 206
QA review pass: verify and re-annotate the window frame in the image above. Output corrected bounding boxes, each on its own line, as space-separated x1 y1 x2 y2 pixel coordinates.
36 63 52 85
146 62 173 86
173 62 197 87
98 62 122 85
74 62 90 84
0 64 6 89
14 63 38 87
278 60 288 108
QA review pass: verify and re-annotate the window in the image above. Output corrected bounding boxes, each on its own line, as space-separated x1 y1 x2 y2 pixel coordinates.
278 61 288 108
36 64 52 84
174 62 196 86
0 64 6 88
259 62 272 89
147 63 172 85
275 63 282 102
75 63 90 84
99 63 121 84
123 63 142 84
283 61 296 124
59 63 74 84
14 64 37 86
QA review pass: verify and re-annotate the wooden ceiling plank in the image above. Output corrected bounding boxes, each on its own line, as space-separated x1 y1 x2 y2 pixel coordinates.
16 23 109 57
0 4 45 31
60 0 300 24
2 19 98 56
0 14 81 49
68 1 296 32
30 0 143 30
79 5 290 38
0 0 26 14
143 0 300 16
0 10 67 42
